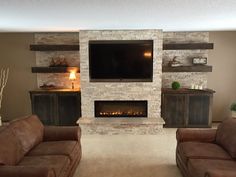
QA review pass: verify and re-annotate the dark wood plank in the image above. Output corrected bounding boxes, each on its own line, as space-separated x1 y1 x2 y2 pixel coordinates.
58 93 81 126
162 94 186 127
31 67 80 73
30 93 57 125
188 95 210 126
162 65 212 72
30 44 80 51
163 43 214 50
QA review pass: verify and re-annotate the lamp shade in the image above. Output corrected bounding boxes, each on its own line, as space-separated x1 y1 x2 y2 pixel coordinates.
69 72 76 80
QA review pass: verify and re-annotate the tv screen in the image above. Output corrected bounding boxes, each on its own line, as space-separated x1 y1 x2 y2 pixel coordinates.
89 40 153 82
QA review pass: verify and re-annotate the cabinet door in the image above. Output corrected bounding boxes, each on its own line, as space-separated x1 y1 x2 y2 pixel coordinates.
162 94 186 127
30 93 57 125
57 93 80 126
188 95 210 127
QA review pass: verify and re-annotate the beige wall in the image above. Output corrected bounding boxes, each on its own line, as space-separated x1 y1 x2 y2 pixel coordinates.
208 32 236 121
0 33 37 121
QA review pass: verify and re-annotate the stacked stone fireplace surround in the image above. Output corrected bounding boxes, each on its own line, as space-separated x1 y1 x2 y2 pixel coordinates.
35 31 210 134
79 30 164 134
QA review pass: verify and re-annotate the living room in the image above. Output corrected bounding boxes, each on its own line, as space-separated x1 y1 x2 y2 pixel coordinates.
0 1 236 177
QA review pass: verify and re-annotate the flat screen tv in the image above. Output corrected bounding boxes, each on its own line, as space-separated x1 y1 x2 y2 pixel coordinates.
89 40 153 82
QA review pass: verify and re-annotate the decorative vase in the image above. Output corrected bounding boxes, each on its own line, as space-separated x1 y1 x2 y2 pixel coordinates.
232 111 236 118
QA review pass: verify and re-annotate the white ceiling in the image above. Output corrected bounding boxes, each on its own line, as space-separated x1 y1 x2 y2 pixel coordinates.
1 0 236 32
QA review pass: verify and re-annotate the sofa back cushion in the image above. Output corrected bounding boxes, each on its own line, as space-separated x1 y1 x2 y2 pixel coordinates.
9 115 44 155
0 127 24 165
216 118 236 158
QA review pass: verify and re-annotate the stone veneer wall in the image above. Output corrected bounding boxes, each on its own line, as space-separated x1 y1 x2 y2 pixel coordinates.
162 32 209 88
34 33 80 89
80 30 163 119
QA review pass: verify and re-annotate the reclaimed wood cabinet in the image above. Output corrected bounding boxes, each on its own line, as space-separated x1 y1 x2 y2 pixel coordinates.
161 88 215 128
30 89 81 126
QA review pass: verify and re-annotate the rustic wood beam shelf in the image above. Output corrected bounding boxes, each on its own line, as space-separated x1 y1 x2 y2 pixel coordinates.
31 67 80 73
162 65 212 72
163 43 214 50
30 44 80 51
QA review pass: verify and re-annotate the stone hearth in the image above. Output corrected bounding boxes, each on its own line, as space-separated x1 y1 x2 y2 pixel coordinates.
78 117 164 135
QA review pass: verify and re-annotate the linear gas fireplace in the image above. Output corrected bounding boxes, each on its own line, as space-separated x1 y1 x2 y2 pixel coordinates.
95 100 148 118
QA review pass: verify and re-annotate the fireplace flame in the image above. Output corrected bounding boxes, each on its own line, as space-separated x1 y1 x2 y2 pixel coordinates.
99 111 144 116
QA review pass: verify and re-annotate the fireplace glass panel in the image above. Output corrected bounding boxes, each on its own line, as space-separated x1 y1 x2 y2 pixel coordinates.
95 101 148 117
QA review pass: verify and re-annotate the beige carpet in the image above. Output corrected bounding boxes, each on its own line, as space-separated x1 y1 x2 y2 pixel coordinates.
74 128 182 177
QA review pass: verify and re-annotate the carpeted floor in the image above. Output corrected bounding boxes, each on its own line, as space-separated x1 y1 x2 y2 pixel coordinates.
74 128 182 177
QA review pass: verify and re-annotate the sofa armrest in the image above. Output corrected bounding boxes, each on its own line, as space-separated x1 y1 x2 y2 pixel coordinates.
0 166 55 177
176 128 217 143
205 169 236 177
43 126 81 141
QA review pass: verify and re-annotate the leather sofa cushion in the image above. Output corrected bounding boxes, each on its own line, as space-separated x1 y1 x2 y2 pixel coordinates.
9 115 44 155
216 118 236 158
19 155 70 177
188 159 236 177
178 142 232 165
0 128 24 165
28 141 80 163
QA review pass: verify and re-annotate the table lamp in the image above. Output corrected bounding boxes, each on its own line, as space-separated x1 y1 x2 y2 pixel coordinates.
69 72 76 89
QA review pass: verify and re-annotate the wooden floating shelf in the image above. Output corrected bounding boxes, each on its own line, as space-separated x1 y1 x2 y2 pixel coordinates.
162 65 212 72
163 43 214 50
30 44 80 51
31 67 80 73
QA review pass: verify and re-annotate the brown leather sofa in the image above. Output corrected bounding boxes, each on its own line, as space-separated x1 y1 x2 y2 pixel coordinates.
176 118 236 177
0 115 81 177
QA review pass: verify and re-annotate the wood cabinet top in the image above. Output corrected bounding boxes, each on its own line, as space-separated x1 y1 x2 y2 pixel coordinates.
30 89 80 93
162 88 215 94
